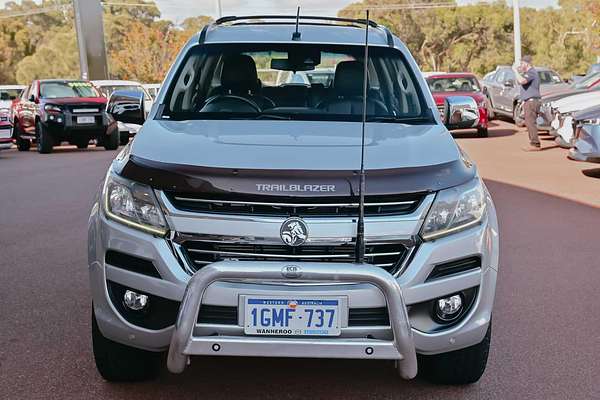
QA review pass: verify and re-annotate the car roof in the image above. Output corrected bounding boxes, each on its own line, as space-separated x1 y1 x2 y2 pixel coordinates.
426 72 477 79
202 16 394 47
496 65 554 72
0 85 26 89
91 80 142 87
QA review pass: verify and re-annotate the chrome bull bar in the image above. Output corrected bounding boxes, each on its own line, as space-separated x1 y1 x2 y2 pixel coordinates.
167 261 418 379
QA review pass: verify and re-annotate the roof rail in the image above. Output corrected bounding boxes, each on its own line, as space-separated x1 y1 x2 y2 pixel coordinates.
215 15 379 28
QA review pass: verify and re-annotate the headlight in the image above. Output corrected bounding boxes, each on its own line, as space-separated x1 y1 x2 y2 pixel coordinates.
421 178 487 241
102 171 168 236
44 104 62 113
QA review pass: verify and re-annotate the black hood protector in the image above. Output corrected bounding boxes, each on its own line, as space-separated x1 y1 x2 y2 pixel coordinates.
119 155 475 198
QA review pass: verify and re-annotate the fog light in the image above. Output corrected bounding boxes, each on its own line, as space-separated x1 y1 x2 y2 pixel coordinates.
123 290 149 311
57 117 63 123
435 294 463 322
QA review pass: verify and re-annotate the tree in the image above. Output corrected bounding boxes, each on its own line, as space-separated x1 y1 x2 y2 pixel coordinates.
340 0 597 77
15 28 80 83
109 21 175 82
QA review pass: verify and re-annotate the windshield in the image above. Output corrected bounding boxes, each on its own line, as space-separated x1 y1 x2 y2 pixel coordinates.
0 88 23 101
539 70 562 84
163 43 430 123
40 81 100 99
427 77 480 92
97 85 147 100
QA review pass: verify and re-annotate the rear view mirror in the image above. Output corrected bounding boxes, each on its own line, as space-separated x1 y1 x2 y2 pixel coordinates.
443 96 480 130
107 90 145 125
271 49 321 71
503 79 515 88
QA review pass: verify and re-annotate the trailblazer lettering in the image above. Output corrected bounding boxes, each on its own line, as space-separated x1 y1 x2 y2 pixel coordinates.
255 184 336 192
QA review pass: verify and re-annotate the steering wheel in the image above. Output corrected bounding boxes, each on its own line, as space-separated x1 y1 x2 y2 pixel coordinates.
200 95 261 113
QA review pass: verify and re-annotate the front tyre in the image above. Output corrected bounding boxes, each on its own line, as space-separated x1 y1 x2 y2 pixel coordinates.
119 131 130 146
92 309 161 382
14 122 31 151
514 103 525 127
418 322 492 385
103 129 119 150
36 120 53 154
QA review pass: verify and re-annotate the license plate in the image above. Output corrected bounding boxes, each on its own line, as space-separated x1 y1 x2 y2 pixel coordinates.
243 296 342 336
76 116 95 124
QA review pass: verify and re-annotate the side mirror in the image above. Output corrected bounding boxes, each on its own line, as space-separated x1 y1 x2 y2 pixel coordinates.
503 79 515 88
443 96 480 130
28 94 35 102
106 90 145 125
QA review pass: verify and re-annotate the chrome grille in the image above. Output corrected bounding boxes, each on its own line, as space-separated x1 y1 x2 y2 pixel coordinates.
181 241 410 274
167 193 424 217
66 103 105 113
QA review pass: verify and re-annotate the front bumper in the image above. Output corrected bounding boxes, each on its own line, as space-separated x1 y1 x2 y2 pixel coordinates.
167 261 418 378
568 124 600 162
43 110 108 138
88 188 499 378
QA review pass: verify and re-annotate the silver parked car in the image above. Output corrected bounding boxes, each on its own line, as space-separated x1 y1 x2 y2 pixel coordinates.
88 15 499 385
482 65 568 123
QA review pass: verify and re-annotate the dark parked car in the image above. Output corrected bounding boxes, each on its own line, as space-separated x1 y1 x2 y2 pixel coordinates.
482 65 568 124
12 79 119 153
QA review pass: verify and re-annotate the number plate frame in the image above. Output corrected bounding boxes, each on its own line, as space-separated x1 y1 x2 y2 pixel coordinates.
240 295 348 336
76 116 96 125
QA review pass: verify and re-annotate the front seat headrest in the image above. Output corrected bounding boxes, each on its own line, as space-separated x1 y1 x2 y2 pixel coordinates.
334 61 365 97
221 54 259 93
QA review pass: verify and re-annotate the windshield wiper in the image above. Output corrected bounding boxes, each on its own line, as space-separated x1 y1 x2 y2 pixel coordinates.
366 116 432 124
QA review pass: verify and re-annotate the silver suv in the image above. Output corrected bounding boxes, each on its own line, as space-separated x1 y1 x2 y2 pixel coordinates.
88 16 499 385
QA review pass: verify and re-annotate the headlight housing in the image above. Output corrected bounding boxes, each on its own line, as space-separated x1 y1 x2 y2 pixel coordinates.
421 178 487 241
44 104 62 113
102 171 168 236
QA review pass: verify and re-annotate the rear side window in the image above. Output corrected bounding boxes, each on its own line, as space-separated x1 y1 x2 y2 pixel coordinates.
538 70 562 84
163 43 431 123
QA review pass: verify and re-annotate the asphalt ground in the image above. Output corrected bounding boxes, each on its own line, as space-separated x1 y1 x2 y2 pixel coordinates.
0 121 598 399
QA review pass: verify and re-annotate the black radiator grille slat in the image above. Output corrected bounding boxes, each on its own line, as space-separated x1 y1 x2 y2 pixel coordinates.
348 307 390 326
181 242 408 274
196 305 390 327
198 305 238 324
167 192 424 217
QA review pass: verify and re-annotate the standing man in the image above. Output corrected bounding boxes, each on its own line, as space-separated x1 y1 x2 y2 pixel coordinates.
513 55 542 151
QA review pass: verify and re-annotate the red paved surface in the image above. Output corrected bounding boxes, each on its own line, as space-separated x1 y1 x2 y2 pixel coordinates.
0 122 598 399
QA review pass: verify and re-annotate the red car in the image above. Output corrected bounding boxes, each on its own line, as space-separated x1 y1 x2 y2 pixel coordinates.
12 79 118 153
425 72 489 137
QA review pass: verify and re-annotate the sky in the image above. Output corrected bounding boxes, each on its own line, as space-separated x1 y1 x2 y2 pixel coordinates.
0 0 561 22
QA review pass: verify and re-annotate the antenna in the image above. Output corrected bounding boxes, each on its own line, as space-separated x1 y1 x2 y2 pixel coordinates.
292 6 301 40
355 9 369 264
